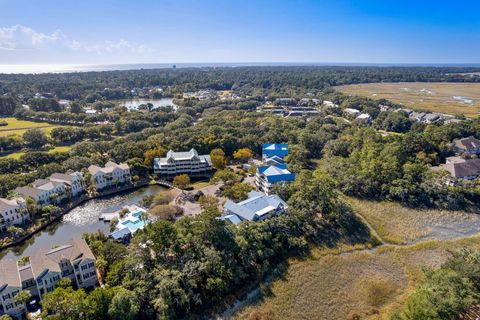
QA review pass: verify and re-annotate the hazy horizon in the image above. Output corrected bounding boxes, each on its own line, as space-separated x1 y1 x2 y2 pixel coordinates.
2 62 480 75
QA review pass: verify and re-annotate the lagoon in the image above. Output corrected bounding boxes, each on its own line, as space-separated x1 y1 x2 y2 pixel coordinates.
0 185 165 261
117 98 178 111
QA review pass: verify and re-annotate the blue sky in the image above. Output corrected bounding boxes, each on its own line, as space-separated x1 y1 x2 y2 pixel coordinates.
0 0 479 65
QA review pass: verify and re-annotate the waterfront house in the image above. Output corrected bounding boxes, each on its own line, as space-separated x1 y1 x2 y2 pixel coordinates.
15 179 67 207
431 156 480 185
153 148 212 177
0 197 28 232
452 136 480 155
255 164 296 195
0 260 24 318
220 191 287 225
88 161 131 191
49 171 85 198
262 143 289 161
0 238 97 318
108 205 149 243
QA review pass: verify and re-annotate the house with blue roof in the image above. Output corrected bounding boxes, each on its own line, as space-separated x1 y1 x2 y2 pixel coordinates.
255 163 296 195
220 191 288 225
262 143 289 161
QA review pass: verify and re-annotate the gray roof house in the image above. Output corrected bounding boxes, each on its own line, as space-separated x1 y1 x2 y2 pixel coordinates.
0 238 97 318
432 157 480 183
453 136 480 155
220 191 288 225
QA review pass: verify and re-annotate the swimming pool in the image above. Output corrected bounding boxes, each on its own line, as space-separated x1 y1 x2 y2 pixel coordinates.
119 210 150 233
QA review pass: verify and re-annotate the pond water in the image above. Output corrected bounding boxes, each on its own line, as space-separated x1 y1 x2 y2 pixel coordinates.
0 184 165 261
117 98 178 111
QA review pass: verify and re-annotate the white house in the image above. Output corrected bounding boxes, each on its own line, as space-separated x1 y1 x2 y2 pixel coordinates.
0 238 97 318
15 179 67 207
49 171 85 198
0 197 28 232
88 161 131 191
356 113 372 123
153 148 212 177
344 108 361 115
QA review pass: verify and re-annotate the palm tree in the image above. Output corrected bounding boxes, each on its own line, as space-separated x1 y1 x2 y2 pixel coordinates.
18 207 29 226
13 290 31 312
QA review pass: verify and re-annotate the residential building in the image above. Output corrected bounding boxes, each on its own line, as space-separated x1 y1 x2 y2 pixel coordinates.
15 178 67 207
424 113 441 123
431 157 480 184
256 163 296 195
0 238 97 318
108 205 149 242
409 111 426 122
322 100 339 108
0 197 28 232
262 143 289 161
220 191 288 225
88 161 131 191
0 259 24 318
153 148 212 177
264 155 285 166
274 98 296 106
49 171 85 198
344 108 360 115
356 113 372 123
452 136 480 155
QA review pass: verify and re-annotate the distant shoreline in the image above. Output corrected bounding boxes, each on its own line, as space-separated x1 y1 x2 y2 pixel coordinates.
2 62 480 74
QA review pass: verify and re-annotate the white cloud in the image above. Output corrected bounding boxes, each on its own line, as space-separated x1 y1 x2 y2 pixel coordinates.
0 24 150 54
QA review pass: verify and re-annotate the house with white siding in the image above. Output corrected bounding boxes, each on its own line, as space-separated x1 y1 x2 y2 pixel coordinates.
153 148 212 177
48 171 85 198
0 238 97 318
0 198 28 232
15 179 67 207
88 161 131 191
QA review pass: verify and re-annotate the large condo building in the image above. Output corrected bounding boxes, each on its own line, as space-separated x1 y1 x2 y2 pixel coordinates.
256 143 295 194
153 148 212 177
0 238 97 318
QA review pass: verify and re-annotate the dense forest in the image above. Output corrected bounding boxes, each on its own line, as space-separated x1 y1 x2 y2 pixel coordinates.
1 66 480 103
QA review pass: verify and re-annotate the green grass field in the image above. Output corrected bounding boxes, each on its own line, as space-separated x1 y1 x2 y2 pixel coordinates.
0 117 64 137
336 82 480 118
48 146 72 153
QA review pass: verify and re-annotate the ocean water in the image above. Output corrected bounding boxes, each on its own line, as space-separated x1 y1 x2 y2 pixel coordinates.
1 62 480 74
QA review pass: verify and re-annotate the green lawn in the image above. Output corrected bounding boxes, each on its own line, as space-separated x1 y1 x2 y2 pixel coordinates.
0 117 64 137
48 146 72 153
3 151 25 159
